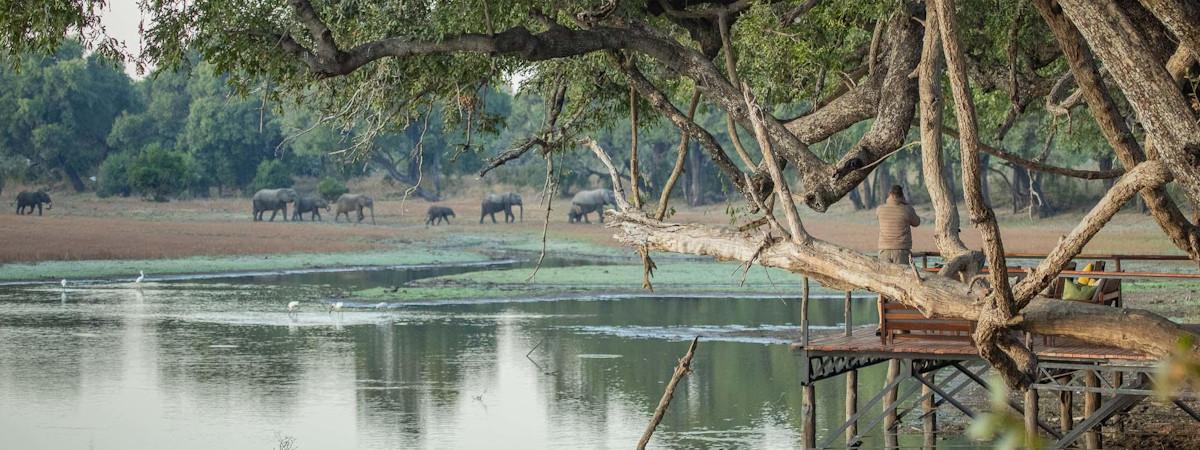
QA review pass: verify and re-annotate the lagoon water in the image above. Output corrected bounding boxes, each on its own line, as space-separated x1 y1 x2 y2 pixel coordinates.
0 263 978 449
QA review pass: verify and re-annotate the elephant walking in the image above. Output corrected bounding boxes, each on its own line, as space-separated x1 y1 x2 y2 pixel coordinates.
15 191 52 215
426 206 455 226
480 192 523 224
335 194 375 224
292 195 330 221
252 188 299 221
568 189 617 224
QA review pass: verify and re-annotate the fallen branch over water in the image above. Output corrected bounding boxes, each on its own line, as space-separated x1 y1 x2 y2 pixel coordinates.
637 336 699 450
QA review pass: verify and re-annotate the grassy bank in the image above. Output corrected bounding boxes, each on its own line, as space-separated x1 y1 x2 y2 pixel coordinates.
0 247 487 282
352 261 833 301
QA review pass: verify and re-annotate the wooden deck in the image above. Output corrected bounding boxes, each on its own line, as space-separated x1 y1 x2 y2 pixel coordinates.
790 326 1197 363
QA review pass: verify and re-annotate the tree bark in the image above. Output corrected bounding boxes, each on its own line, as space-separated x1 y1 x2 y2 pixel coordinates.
932 0 1031 387
1034 0 1200 261
1137 0 1200 59
1056 0 1200 214
919 10 971 259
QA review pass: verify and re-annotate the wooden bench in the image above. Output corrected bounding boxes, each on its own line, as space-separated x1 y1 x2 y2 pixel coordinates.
879 300 975 345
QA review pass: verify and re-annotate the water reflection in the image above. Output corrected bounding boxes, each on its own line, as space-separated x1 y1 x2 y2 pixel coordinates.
0 265 978 449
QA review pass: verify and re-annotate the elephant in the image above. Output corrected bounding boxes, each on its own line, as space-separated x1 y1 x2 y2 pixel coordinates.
480 192 523 224
569 189 618 224
425 206 455 226
335 194 376 224
15 191 52 215
252 188 299 222
567 204 586 223
292 195 330 221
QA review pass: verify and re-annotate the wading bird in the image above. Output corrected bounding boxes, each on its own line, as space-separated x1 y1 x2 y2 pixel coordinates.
135 271 145 285
60 279 67 290
328 301 344 317
287 301 300 316
374 302 387 310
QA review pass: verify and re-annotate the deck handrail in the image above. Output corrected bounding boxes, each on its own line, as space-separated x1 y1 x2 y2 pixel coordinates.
921 266 1200 280
911 251 1191 261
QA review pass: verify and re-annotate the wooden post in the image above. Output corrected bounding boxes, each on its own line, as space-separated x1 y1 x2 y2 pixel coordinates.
1084 370 1101 449
802 277 811 347
844 290 853 337
847 369 859 448
884 359 900 450
922 372 936 450
1024 387 1039 449
1114 371 1125 434
804 383 817 449
1059 388 1073 434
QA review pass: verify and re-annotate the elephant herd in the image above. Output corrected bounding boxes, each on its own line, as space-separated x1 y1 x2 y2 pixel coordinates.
251 188 375 224
10 186 619 227
420 189 618 227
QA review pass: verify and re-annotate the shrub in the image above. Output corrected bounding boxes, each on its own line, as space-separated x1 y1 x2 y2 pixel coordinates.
250 159 293 193
128 145 191 201
97 152 135 198
317 176 348 201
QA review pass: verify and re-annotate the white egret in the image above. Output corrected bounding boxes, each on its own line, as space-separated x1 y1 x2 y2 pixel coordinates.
60 279 67 290
374 302 387 310
135 270 145 285
287 301 300 315
328 301 344 317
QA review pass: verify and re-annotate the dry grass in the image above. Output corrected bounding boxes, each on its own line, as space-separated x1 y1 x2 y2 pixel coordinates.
0 187 1182 264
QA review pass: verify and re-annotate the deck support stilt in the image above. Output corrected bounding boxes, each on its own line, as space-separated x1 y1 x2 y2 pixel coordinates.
1084 370 1101 449
884 359 900 449
803 383 816 450
1059 388 1073 434
922 372 936 450
846 369 858 448
1024 387 1039 448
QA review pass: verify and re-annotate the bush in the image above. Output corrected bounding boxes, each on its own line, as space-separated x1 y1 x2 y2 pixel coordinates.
250 159 293 193
97 152 135 198
129 145 191 201
317 176 348 201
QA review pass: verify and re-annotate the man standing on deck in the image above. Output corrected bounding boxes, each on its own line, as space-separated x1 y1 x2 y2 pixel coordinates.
877 185 921 265
876 185 921 335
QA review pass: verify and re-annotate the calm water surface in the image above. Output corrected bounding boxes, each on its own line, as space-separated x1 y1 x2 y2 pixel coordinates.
0 263 975 449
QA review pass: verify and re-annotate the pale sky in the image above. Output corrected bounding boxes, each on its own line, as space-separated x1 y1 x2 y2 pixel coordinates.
98 0 146 77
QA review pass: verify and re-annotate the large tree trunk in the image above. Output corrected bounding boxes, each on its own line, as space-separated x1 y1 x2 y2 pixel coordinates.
687 142 702 207
1034 0 1200 261
1056 0 1200 212
57 156 86 193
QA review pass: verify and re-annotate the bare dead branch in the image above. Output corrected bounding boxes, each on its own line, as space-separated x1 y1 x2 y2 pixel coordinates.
636 337 699 450
581 137 633 212
743 83 808 243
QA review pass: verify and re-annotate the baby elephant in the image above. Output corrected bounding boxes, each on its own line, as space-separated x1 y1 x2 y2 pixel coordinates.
15 191 52 215
567 204 586 223
292 195 330 221
425 206 455 226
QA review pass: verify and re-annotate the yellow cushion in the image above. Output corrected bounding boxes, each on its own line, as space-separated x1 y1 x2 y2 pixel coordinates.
1076 263 1099 286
